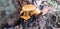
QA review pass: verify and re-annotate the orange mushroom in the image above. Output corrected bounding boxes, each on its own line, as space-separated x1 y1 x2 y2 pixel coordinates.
20 4 41 21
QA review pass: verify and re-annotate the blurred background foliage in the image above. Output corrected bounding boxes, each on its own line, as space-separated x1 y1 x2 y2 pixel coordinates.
0 0 16 16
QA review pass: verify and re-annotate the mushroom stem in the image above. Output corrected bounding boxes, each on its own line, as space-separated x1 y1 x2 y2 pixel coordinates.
21 11 30 20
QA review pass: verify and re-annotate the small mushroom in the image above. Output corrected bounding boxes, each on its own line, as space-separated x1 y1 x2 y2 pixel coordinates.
20 4 41 21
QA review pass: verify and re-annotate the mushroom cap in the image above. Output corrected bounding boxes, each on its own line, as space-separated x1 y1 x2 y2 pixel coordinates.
22 4 36 11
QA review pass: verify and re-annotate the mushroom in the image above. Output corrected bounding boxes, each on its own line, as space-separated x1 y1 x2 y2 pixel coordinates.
20 4 41 21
